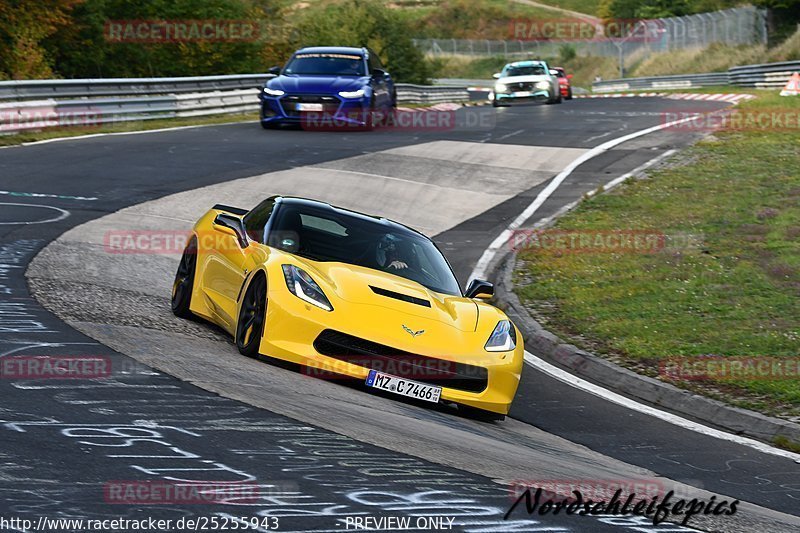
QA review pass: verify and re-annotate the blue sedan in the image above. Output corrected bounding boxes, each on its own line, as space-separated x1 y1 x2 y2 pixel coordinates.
260 46 396 130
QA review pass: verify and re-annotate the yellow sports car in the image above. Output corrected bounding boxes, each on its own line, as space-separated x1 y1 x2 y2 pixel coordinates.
171 196 523 419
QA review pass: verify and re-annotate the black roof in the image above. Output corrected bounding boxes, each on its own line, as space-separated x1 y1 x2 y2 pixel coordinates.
273 196 425 238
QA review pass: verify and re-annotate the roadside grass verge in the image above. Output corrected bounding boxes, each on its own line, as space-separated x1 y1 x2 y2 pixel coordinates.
514 92 800 420
0 112 258 147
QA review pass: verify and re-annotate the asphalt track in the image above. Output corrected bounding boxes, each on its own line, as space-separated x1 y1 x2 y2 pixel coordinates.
2 98 799 532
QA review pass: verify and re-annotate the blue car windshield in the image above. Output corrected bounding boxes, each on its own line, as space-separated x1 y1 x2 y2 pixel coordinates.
284 53 366 76
503 65 546 77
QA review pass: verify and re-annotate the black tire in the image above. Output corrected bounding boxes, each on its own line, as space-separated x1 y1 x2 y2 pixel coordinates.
261 121 278 130
172 237 197 319
236 274 267 358
459 404 506 422
546 91 562 105
566 88 573 100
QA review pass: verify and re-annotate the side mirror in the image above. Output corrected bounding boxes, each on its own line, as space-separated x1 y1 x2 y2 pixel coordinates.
465 279 494 299
267 66 281 76
549 69 558 76
213 213 248 248
492 73 501 79
371 68 387 79
567 74 573 79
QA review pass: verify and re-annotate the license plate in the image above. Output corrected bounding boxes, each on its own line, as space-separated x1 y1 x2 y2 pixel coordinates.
296 103 323 111
366 370 441 403
512 91 532 97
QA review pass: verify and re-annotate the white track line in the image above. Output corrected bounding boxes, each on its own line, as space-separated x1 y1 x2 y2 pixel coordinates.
469 114 701 281
524 351 800 462
468 112 800 461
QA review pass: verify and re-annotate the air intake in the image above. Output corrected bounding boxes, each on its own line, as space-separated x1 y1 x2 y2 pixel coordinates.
369 286 431 308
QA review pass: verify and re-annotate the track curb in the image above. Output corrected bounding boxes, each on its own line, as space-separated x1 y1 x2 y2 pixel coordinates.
489 175 800 450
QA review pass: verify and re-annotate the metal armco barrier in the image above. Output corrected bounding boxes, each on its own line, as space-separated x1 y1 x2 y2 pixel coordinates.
0 75 469 134
395 84 468 104
593 59 800 93
728 60 800 88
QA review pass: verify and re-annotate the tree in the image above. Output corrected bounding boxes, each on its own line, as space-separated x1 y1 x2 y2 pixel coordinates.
0 0 82 79
291 0 432 84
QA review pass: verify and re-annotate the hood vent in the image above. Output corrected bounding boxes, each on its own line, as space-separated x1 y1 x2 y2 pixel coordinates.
369 286 431 308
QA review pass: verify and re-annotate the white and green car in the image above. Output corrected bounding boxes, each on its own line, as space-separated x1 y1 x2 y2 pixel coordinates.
491 60 562 107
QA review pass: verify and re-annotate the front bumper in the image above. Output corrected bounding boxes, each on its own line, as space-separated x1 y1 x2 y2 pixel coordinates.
256 280 524 414
493 89 549 103
260 93 372 126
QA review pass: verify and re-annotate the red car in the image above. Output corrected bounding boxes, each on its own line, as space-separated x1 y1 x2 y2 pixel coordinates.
552 67 573 100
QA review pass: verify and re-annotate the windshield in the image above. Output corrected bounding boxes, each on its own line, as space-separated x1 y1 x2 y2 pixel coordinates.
503 65 546 77
283 53 366 76
267 204 461 296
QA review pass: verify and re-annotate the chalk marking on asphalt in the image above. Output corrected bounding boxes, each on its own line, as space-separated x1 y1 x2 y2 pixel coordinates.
0 203 70 225
495 128 525 141
468 114 700 281
0 190 98 201
523 350 800 462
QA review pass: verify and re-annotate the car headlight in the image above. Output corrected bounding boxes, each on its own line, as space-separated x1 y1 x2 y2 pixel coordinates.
535 81 550 90
494 83 507 93
281 265 333 311
263 87 285 97
485 320 516 352
338 89 366 98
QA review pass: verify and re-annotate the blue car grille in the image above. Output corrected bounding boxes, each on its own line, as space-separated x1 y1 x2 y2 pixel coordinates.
279 95 340 117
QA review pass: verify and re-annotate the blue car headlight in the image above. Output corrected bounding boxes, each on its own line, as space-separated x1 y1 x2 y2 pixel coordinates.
338 88 366 99
263 87 285 97
281 265 333 311
485 320 516 352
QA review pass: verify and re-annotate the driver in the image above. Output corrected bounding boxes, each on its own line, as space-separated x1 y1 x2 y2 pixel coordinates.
376 233 408 271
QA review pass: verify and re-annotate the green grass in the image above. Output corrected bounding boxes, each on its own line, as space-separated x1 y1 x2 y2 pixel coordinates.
514 92 800 417
0 112 258 147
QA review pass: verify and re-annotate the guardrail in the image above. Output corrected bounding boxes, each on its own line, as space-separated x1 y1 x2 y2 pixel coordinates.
728 60 800 88
396 84 468 104
0 75 272 102
0 75 470 134
593 60 800 93
593 72 729 93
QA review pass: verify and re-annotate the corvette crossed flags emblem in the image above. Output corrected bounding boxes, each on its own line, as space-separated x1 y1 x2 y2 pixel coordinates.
402 325 425 338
